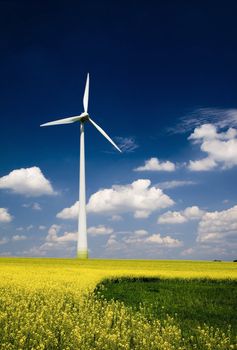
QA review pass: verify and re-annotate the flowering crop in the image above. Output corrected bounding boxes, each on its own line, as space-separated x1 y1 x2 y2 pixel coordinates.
0 258 236 349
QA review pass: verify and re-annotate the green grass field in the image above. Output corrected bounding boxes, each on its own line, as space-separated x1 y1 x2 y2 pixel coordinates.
96 277 237 340
0 258 237 349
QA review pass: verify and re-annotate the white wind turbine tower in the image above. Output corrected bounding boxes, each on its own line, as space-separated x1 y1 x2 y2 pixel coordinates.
40 74 121 258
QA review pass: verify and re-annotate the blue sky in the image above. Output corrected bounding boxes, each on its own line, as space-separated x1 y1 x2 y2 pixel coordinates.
0 1 237 260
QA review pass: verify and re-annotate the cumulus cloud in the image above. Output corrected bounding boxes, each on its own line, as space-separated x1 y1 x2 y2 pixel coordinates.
57 179 174 219
22 225 77 257
45 224 113 243
197 205 237 243
12 235 26 241
183 206 205 219
189 123 219 141
87 225 113 235
32 224 114 257
158 206 204 224
158 211 187 224
87 179 174 218
56 201 79 219
145 233 182 247
46 224 77 243
108 230 182 250
0 167 56 196
105 234 123 250
188 124 237 170
134 229 148 236
188 157 217 171
134 158 175 172
46 224 60 241
0 208 13 223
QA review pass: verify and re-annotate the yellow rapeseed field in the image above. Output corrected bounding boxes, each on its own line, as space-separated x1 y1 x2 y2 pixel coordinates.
0 258 236 350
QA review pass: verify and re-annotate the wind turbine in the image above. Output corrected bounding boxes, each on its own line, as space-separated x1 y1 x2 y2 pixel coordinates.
40 73 121 258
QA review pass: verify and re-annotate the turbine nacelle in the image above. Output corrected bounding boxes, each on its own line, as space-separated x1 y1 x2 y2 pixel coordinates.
79 112 90 123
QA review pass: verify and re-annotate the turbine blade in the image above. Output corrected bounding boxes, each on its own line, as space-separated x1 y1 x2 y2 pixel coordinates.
83 73 90 113
89 118 122 152
40 115 81 127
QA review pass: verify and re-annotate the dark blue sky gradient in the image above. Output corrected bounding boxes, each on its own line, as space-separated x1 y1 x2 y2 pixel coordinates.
0 1 237 259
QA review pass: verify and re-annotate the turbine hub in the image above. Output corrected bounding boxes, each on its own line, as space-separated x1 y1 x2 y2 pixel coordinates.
80 112 89 122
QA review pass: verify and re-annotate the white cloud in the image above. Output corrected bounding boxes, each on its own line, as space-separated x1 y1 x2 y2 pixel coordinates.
188 157 217 171
109 215 123 222
38 225 46 230
0 208 13 223
105 229 180 253
57 179 174 219
183 206 205 219
108 231 182 250
188 123 218 141
122 230 148 242
158 180 196 190
0 237 9 245
158 206 204 224
46 224 77 243
55 232 77 243
0 167 56 196
134 229 148 236
134 210 150 219
56 201 79 219
145 233 182 247
105 234 123 250
158 211 187 224
45 224 61 241
22 225 77 257
22 204 29 208
188 124 237 170
12 235 26 241
115 137 139 153
87 179 174 218
170 108 237 134
181 248 194 256
87 225 113 235
197 205 237 243
32 202 42 210
22 202 42 210
134 158 175 172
